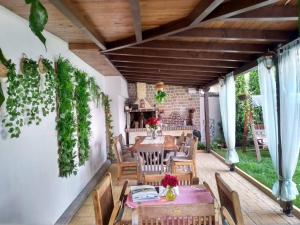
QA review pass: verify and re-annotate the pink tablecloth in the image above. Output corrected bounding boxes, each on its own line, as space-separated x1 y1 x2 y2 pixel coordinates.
126 186 214 209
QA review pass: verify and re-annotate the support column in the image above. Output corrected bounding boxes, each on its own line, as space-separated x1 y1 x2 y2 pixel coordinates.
204 88 211 152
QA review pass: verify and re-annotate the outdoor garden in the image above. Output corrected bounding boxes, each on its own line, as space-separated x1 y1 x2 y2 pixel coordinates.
210 70 300 208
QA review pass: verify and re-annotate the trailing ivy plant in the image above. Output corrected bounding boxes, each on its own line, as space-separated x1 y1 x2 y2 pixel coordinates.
25 0 48 47
56 58 77 177
0 84 4 108
101 92 115 160
40 59 57 116
1 50 26 138
75 70 91 166
21 58 43 125
155 90 167 104
88 77 102 107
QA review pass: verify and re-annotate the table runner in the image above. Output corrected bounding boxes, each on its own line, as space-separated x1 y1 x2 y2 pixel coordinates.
141 136 165 145
126 186 213 209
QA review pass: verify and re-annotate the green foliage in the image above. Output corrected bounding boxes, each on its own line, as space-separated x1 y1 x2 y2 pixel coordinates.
56 58 77 177
101 93 115 160
197 142 206 150
40 59 57 116
25 0 48 47
88 77 102 107
248 70 263 124
0 84 4 107
235 75 246 145
22 58 43 125
155 90 167 104
75 70 91 166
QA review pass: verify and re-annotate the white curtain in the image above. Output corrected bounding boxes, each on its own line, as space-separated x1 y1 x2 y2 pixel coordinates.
219 73 239 164
274 39 300 201
257 58 279 181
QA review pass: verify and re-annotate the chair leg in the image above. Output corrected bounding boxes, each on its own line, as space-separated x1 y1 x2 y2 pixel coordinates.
117 164 121 181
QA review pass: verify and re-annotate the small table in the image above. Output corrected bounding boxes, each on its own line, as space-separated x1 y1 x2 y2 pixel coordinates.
121 185 218 225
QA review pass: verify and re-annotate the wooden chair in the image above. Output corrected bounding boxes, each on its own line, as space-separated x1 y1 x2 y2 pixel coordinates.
176 132 185 151
93 173 122 225
143 172 197 186
137 144 168 182
114 137 137 180
172 137 198 177
221 206 236 225
215 173 244 225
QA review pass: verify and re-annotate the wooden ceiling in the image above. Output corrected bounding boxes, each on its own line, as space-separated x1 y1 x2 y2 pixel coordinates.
0 0 298 87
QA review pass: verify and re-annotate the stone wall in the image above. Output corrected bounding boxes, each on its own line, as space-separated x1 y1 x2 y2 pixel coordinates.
127 83 200 128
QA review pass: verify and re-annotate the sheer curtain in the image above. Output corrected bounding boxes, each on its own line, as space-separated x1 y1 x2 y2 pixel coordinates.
219 73 239 164
275 39 300 201
257 57 279 189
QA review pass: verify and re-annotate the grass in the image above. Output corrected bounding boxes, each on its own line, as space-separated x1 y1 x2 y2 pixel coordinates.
214 147 300 208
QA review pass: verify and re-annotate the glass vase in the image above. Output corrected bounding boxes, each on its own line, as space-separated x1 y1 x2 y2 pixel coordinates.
165 187 176 201
152 130 157 139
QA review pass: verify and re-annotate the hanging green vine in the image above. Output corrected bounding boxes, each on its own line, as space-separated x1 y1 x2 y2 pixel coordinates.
1 51 26 138
25 0 48 47
88 77 102 107
101 92 115 160
0 84 4 108
21 58 43 125
56 58 77 177
75 70 91 166
40 59 57 116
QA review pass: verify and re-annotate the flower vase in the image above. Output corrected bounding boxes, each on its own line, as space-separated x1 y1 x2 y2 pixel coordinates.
152 130 157 139
165 187 176 201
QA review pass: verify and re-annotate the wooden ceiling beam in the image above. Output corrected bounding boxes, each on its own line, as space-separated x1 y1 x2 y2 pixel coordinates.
172 28 293 43
137 40 268 53
114 62 229 73
109 55 241 68
203 0 279 22
126 79 200 87
103 0 224 52
104 48 254 62
49 0 106 50
124 76 204 85
121 71 219 79
129 0 142 42
225 5 298 22
118 68 221 76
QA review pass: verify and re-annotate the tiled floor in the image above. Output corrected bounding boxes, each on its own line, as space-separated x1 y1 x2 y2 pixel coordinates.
69 152 300 225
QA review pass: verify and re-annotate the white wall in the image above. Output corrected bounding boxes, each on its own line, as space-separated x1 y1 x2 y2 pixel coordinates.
104 76 128 137
0 6 110 225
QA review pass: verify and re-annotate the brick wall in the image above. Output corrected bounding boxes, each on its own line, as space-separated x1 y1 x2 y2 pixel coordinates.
127 83 200 128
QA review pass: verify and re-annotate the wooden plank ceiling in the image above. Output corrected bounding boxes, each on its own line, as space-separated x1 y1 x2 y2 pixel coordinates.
0 0 298 87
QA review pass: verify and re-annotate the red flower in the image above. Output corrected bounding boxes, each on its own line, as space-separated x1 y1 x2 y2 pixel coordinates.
161 174 178 188
146 117 160 128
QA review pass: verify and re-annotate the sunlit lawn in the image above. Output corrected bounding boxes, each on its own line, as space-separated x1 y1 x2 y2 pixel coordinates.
214 148 300 208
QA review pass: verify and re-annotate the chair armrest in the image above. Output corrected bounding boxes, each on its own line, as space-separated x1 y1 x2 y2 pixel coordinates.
108 201 122 225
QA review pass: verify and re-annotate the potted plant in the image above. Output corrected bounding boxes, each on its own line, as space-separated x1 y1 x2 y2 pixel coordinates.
145 117 160 139
155 90 167 104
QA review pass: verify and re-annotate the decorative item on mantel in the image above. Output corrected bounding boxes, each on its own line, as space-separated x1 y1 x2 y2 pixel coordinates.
188 108 195 126
145 117 161 139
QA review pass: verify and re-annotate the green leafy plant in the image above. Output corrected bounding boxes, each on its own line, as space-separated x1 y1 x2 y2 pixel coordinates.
40 59 57 116
25 0 48 47
0 84 4 108
101 92 115 160
21 58 43 125
88 77 102 107
1 50 26 138
75 70 91 166
155 90 167 104
197 142 206 150
56 58 77 177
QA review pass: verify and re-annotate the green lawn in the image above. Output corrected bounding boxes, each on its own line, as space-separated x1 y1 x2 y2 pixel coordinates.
214 148 300 208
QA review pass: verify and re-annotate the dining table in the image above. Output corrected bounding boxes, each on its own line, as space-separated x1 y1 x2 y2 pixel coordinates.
120 184 219 225
131 135 179 156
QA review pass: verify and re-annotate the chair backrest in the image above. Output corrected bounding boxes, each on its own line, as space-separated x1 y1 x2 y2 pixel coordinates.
186 137 198 160
93 173 114 225
143 173 194 186
118 134 126 149
215 173 244 225
137 144 164 174
113 137 123 163
221 206 237 225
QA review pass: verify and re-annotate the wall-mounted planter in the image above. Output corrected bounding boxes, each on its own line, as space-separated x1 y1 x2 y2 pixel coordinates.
155 82 165 92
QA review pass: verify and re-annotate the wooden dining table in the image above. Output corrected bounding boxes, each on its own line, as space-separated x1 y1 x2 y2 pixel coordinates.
120 184 219 225
131 135 179 155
